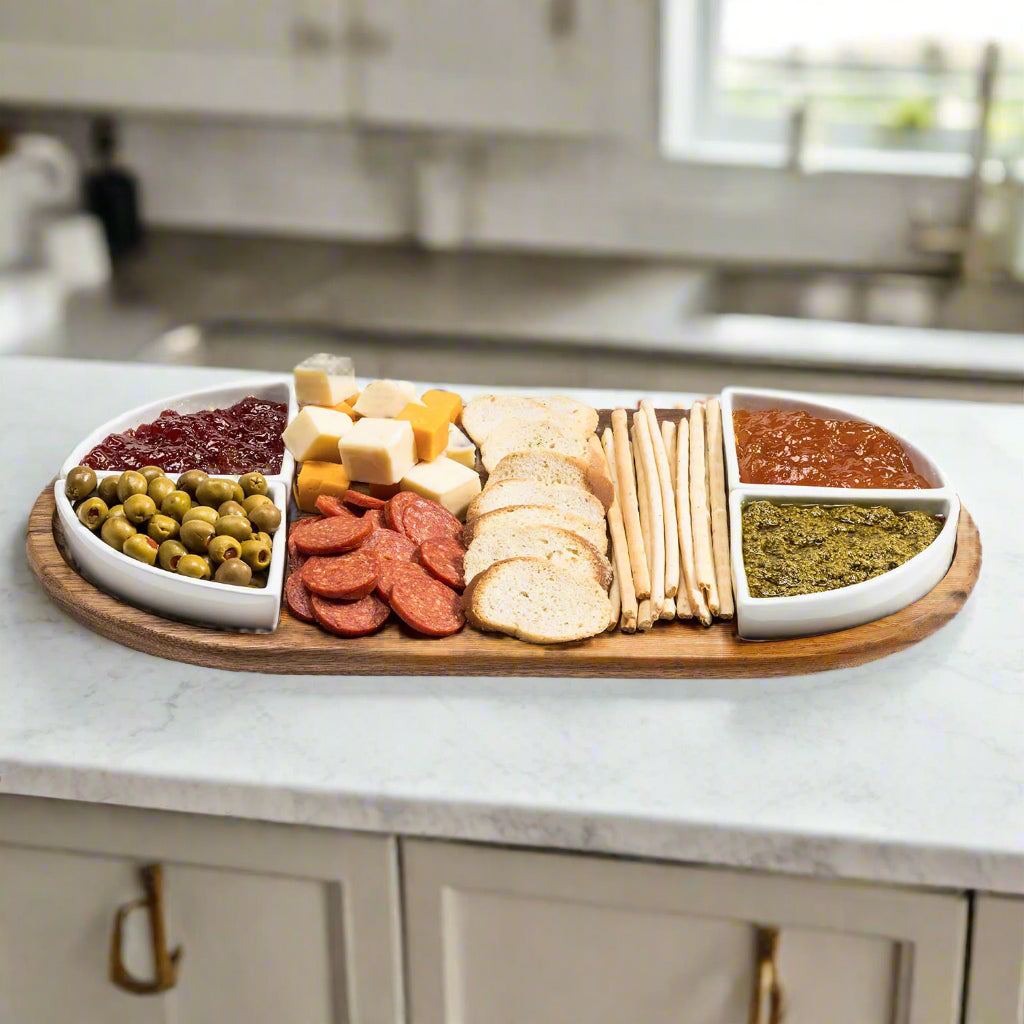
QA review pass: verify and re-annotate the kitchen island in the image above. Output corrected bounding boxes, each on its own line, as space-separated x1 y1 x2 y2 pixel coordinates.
3 355 1023 1023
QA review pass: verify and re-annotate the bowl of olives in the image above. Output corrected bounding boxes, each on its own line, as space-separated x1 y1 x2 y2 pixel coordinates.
55 466 288 631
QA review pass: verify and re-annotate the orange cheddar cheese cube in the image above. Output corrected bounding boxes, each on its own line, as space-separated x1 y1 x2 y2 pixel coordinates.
396 401 449 462
421 389 462 424
331 398 360 419
294 460 350 513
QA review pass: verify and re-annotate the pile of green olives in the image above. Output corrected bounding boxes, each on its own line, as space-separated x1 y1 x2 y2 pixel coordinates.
66 466 280 589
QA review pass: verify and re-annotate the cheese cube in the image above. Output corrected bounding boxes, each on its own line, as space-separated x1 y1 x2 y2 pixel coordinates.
400 456 481 519
294 461 350 513
444 423 476 469
340 417 417 485
396 401 449 461
331 397 360 419
421 389 463 424
353 379 424 419
293 354 357 407
282 406 353 463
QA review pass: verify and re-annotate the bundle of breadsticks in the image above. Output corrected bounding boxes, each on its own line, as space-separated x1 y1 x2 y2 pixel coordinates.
596 398 733 632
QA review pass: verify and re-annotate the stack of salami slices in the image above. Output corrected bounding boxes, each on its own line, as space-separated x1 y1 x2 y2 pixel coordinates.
285 490 466 639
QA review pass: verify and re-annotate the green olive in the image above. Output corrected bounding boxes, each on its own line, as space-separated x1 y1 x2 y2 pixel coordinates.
242 494 273 515
147 476 176 506
76 497 109 530
217 500 246 518
147 514 179 543
100 517 136 551
116 471 148 503
122 534 159 566
255 531 273 548
176 469 209 497
195 478 235 507
107 504 125 520
231 481 245 504
248 571 269 589
215 515 253 542
97 475 120 506
123 493 157 525
239 538 272 571
160 490 193 522
208 535 243 565
238 472 268 498
181 505 218 526
138 465 166 483
158 539 188 572
65 466 98 502
215 558 252 587
248 503 282 534
180 519 216 553
176 554 211 580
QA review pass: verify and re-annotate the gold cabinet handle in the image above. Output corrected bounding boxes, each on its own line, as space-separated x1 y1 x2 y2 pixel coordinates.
748 926 785 1024
109 864 183 995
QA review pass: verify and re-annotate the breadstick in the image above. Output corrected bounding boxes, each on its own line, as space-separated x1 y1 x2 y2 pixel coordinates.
607 564 621 631
663 420 693 619
689 402 719 615
610 409 650 600
632 423 660 624
600 428 638 633
705 398 734 619
676 411 711 626
641 400 679 600
630 413 663 614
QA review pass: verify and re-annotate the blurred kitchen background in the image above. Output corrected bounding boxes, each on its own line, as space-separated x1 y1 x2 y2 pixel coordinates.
1 0 1023 400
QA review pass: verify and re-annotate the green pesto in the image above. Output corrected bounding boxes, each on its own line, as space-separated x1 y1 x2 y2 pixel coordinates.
742 501 943 598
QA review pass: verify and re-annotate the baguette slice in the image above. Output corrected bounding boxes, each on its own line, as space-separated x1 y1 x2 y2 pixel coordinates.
464 557 611 644
484 451 614 511
465 504 608 554
460 395 548 445
535 396 599 437
467 479 606 525
479 418 589 473
464 525 613 588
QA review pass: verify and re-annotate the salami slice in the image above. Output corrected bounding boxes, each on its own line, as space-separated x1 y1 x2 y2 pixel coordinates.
288 548 308 575
375 559 435 601
419 536 466 590
362 528 419 563
288 515 324 558
294 514 372 555
315 495 356 518
390 576 464 638
402 497 463 545
284 572 316 623
301 550 379 600
384 491 420 534
311 593 390 638
343 489 386 510
362 508 386 531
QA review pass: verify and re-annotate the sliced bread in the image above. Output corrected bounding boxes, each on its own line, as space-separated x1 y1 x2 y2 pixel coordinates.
464 524 613 588
460 395 548 445
464 557 611 644
479 418 589 473
483 451 614 511
535 395 599 437
466 479 607 525
464 504 608 554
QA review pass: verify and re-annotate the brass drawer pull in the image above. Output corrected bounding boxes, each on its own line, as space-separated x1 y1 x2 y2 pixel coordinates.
748 925 785 1024
109 864 183 995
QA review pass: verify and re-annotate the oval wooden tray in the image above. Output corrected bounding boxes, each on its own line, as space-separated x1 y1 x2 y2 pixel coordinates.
27 487 981 678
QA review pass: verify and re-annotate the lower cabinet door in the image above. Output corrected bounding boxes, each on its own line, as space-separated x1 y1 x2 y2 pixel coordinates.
403 840 967 1024
964 894 1024 1024
0 797 403 1024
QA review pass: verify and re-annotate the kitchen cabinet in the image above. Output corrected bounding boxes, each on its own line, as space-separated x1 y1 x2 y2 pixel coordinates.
0 0 352 119
964 894 1024 1024
0 797 403 1024
403 839 967 1024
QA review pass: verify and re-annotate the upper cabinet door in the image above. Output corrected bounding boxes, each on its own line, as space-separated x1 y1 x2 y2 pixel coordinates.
0 0 352 119
350 0 628 136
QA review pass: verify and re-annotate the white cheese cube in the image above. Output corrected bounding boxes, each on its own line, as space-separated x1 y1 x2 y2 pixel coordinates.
293 353 357 407
444 423 476 469
282 406 353 463
340 417 417 485
401 456 481 519
353 379 425 419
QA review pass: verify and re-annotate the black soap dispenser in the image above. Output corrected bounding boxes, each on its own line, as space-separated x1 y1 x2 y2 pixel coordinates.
84 115 143 261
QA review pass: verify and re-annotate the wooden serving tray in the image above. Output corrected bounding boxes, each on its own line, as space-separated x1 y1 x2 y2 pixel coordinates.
27 486 981 678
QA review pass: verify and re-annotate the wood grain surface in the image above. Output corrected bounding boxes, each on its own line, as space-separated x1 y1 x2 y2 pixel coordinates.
27 486 981 679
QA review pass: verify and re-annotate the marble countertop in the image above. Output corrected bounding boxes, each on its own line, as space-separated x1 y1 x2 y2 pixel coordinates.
3 356 1024 894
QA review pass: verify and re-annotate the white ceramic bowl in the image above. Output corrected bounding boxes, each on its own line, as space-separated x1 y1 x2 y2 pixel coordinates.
720 387 960 640
58 378 295 632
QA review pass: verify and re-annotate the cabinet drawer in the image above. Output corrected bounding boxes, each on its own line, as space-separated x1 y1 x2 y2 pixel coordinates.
403 840 967 1024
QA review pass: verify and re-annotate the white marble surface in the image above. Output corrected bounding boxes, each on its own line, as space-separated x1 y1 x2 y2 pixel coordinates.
3 356 1024 893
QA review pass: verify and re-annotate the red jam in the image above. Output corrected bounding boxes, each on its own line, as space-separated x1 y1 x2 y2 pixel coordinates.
82 396 288 475
732 407 931 489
